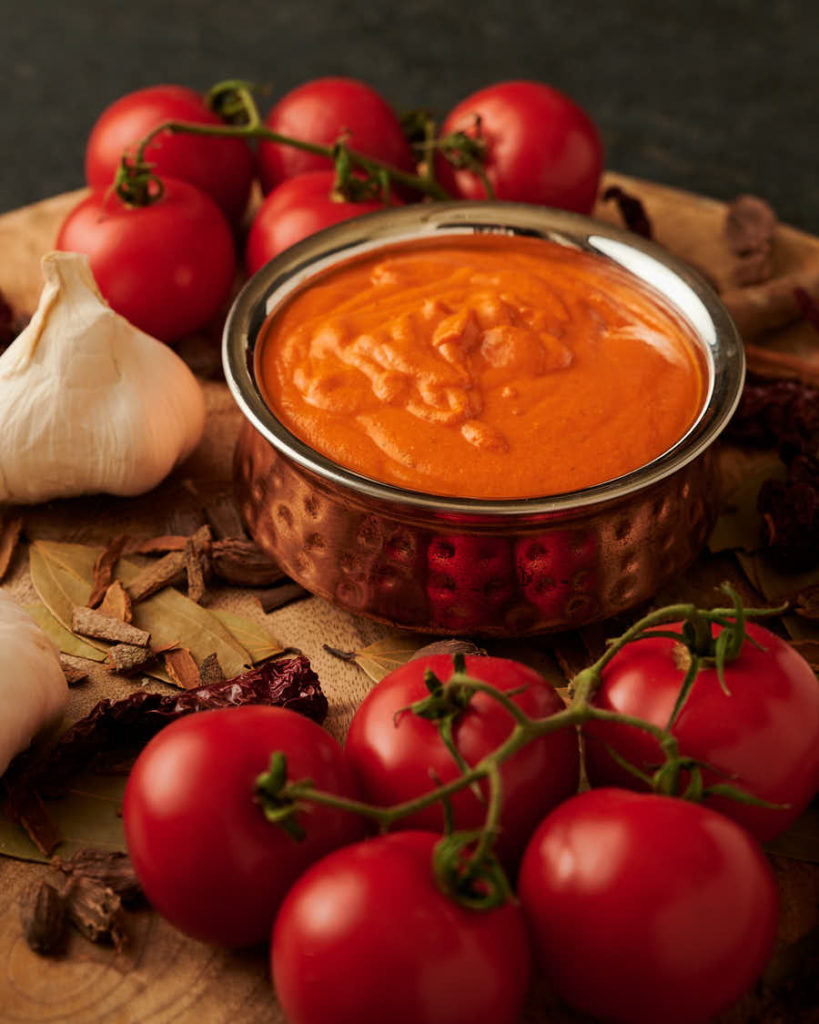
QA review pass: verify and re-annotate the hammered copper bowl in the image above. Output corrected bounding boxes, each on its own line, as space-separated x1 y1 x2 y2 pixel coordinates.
224 203 744 636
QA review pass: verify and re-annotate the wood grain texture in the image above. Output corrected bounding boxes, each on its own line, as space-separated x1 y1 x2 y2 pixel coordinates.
0 176 817 1024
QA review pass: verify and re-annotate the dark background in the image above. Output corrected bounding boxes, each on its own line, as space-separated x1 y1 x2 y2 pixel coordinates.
3 0 817 231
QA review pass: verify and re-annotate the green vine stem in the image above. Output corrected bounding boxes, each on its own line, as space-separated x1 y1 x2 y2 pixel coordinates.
256 585 785 909
123 79 452 204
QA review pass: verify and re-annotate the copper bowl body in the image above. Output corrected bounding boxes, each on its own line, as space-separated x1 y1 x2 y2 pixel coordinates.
224 203 744 636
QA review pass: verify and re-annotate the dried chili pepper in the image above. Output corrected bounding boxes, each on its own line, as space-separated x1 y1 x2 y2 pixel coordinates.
30 655 326 798
602 185 653 239
758 454 819 571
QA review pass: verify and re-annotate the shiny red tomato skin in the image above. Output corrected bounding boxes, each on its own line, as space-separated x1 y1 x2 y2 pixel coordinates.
123 706 364 947
245 170 392 274
256 77 416 193
583 621 819 841
272 831 532 1024
435 80 603 213
85 84 255 221
518 789 779 1024
56 179 236 343
345 655 579 870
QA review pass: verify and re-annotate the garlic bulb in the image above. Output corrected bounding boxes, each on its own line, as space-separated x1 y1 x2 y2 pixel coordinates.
0 252 206 503
0 591 68 776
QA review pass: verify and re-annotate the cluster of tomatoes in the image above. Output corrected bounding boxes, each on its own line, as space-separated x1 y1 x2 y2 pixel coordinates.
123 627 819 1024
56 77 604 342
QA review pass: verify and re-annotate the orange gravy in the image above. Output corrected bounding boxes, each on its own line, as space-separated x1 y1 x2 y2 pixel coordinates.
256 235 706 498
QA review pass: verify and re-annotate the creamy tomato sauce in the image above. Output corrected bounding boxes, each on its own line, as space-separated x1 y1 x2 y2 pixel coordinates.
256 235 706 499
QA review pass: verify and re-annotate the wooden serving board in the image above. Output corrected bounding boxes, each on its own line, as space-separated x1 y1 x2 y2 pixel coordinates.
0 176 817 1024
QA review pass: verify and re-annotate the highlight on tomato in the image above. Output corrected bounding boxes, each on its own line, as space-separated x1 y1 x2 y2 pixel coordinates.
435 80 604 213
123 706 364 947
272 831 532 1024
256 77 416 193
56 178 237 344
518 789 779 1024
345 654 579 871
582 619 819 841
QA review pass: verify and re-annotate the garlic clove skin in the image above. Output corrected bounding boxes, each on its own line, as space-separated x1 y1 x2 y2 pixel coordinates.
0 252 206 504
0 591 69 777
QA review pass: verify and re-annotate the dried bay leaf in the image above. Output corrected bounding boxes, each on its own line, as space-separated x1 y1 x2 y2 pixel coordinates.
25 603 107 662
324 634 429 683
212 609 284 663
31 540 251 679
0 771 127 864
708 450 786 555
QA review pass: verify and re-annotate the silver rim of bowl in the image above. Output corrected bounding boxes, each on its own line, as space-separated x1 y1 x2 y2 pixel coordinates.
223 201 745 516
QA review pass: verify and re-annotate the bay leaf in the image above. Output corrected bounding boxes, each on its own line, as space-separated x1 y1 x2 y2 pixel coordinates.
708 451 785 555
212 609 284 664
325 634 429 683
31 541 251 680
0 771 127 864
25 602 107 662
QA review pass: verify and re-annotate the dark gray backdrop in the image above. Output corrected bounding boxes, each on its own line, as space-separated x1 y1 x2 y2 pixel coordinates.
3 0 817 231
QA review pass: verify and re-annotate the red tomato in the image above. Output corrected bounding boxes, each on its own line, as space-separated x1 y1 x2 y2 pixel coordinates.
123 706 364 947
256 77 416 193
435 80 603 213
272 831 531 1024
85 84 255 221
518 789 779 1024
245 170 392 275
345 655 579 870
56 179 236 343
583 621 819 841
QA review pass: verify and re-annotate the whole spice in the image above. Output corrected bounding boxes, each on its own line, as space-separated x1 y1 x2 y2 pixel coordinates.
87 535 128 608
602 185 653 239
724 194 777 286
98 580 133 622
126 550 187 602
17 655 326 798
211 538 284 586
0 252 206 503
65 875 127 950
54 849 142 904
0 513 23 583
72 606 151 647
19 881 67 954
721 266 819 341
758 454 819 570
163 647 202 689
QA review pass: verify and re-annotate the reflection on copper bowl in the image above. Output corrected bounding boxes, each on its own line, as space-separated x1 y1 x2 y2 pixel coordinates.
223 203 743 636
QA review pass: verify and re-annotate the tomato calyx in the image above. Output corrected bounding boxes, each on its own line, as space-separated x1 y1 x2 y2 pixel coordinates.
255 751 311 840
113 155 165 208
206 79 262 127
432 828 512 911
434 119 496 199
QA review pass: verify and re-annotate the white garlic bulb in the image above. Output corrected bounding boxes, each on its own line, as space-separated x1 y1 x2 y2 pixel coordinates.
0 591 68 776
0 252 206 503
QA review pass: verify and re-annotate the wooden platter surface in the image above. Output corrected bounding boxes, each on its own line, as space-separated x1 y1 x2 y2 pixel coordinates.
0 175 817 1024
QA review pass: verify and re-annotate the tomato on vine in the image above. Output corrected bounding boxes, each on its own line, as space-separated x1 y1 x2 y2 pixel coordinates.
518 789 779 1024
272 831 531 1024
123 706 364 947
257 77 416 193
56 177 236 343
435 80 604 213
85 84 255 222
245 170 395 274
345 654 579 870
582 619 819 840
